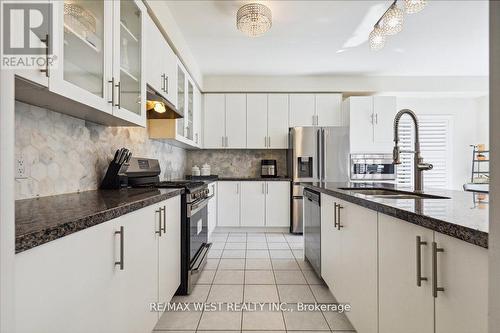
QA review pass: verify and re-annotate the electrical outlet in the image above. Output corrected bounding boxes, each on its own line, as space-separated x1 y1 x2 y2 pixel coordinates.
16 155 27 179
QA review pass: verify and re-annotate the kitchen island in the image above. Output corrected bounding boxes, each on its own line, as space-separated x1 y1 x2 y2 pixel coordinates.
301 181 488 333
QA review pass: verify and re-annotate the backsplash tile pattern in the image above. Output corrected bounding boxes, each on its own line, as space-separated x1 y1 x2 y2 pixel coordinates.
15 101 186 200
186 149 288 178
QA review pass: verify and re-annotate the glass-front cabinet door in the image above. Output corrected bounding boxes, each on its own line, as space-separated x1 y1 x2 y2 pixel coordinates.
51 0 113 113
177 66 186 137
112 0 146 126
185 80 194 141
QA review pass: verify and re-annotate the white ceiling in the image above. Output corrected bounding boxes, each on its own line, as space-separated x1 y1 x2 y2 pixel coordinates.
165 0 488 77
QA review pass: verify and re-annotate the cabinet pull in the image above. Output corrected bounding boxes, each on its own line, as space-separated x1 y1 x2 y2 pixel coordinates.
374 113 378 124
165 75 169 94
266 183 269 194
370 114 374 125
336 204 344 230
262 183 265 194
195 133 198 144
236 183 239 194
115 81 121 108
432 242 445 297
333 203 338 227
161 73 166 91
155 208 162 236
225 136 228 147
416 236 428 286
268 136 271 147
222 136 224 147
40 34 50 77
115 226 124 270
108 77 115 104
162 206 167 233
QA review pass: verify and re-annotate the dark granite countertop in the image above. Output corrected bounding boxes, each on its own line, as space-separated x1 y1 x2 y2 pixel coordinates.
218 177 292 181
15 188 183 253
301 182 488 248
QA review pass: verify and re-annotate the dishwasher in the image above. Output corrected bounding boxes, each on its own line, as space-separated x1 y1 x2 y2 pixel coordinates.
303 188 321 276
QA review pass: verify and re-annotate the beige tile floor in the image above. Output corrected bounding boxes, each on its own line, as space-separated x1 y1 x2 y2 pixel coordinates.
154 231 356 332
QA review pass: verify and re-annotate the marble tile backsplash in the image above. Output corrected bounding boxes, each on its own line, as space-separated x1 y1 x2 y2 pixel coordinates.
15 101 186 200
186 149 288 178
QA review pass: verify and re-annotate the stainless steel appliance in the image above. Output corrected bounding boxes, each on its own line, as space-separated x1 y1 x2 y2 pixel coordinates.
288 127 349 234
118 157 212 295
261 159 277 178
350 153 396 181
303 188 321 275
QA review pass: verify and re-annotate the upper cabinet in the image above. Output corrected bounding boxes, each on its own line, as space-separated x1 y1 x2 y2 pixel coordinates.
289 93 343 127
205 93 288 149
15 0 147 127
144 14 177 107
246 94 289 149
345 96 397 153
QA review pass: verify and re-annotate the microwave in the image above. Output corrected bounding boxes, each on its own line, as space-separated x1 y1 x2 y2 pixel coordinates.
350 154 396 181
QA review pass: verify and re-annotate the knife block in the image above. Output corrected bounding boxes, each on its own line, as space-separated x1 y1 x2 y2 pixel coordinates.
100 161 129 189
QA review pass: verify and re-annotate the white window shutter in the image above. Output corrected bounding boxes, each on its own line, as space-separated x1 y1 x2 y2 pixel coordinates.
396 116 452 190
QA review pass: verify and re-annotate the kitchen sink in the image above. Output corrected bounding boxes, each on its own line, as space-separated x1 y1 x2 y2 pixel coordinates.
338 188 450 199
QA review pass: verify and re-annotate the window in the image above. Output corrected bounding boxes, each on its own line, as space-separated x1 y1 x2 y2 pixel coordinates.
396 116 453 189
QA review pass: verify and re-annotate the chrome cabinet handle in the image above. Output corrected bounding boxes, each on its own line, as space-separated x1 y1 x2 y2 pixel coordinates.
432 242 445 297
222 136 224 147
162 206 166 233
195 133 198 144
155 208 162 236
336 204 344 230
226 136 229 147
40 34 50 77
161 73 166 92
375 113 378 124
334 203 338 227
262 183 265 194
165 75 169 94
266 183 269 194
115 81 121 108
416 236 428 286
268 136 271 147
108 77 115 104
115 226 124 270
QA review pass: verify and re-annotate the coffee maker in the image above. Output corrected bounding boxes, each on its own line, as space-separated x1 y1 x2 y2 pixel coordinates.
261 159 277 178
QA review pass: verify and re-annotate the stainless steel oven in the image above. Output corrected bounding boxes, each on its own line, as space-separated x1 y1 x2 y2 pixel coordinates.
350 154 396 181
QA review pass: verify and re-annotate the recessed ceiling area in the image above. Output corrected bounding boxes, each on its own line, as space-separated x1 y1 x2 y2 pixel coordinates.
165 0 488 76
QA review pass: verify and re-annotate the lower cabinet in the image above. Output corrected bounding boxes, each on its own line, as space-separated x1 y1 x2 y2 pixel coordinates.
15 196 181 333
241 181 266 226
434 232 488 333
217 181 241 227
217 181 290 228
207 182 218 241
321 199 488 333
378 214 434 333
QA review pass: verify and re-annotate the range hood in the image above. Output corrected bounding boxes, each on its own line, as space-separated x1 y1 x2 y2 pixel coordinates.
146 85 183 119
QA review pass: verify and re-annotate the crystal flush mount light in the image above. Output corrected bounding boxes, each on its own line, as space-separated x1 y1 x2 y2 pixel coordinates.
369 0 427 51
237 3 272 37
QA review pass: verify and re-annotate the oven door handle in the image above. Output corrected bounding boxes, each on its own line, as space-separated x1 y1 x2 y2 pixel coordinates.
188 195 214 217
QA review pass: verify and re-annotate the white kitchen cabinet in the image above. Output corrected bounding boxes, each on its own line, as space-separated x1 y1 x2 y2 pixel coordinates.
225 94 247 148
193 86 202 146
50 0 113 115
378 214 434 333
334 198 378 333
241 181 266 226
157 196 181 315
320 194 341 290
265 181 290 227
204 94 226 148
346 96 397 153
289 94 315 127
217 181 241 227
434 233 488 333
15 196 181 333
268 94 290 148
144 14 177 106
247 94 269 149
315 94 343 126
207 182 218 241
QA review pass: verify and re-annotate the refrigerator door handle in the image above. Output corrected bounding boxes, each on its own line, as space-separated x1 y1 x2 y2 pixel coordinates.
321 128 326 182
316 129 321 181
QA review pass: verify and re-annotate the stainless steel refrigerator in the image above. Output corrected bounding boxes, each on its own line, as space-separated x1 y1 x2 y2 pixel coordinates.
288 126 350 234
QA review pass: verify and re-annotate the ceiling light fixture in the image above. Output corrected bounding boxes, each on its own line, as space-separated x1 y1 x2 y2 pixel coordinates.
368 0 426 51
404 0 427 14
236 3 272 37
